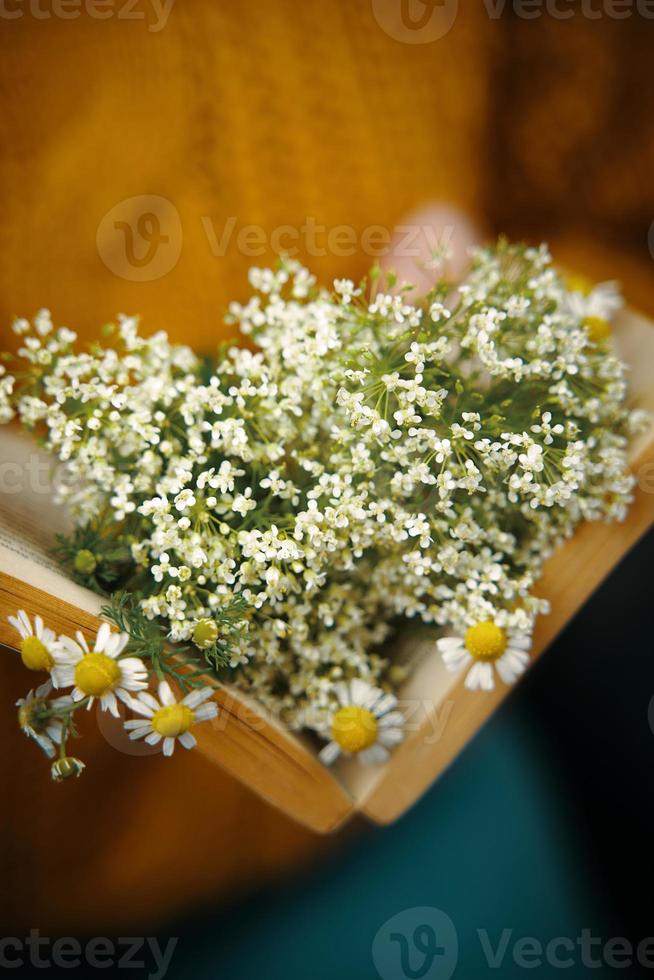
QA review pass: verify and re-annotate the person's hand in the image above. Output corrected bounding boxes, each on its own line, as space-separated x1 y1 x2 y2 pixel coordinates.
382 202 485 288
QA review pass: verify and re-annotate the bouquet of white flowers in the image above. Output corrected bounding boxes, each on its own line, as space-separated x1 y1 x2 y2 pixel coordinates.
1 241 644 779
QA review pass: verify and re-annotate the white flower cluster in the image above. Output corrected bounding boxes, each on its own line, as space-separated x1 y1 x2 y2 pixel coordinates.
1 243 642 751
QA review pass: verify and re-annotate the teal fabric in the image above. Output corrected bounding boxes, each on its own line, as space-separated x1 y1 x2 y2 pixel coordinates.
169 711 605 980
165 530 652 980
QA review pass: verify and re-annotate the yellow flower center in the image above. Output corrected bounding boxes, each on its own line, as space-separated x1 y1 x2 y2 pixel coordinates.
192 618 219 649
566 273 593 296
20 636 54 672
17 704 32 728
74 652 121 696
151 703 196 737
583 315 611 344
464 621 508 661
18 697 50 734
331 705 378 754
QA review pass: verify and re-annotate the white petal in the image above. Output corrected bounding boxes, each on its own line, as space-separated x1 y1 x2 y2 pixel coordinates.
436 636 463 653
333 682 350 707
178 732 197 750
480 664 495 691
100 691 119 717
34 614 44 637
32 732 56 758
183 687 214 709
51 666 75 689
135 692 159 713
8 615 28 640
372 693 398 718
194 703 218 722
111 632 129 657
350 678 373 707
158 680 175 706
115 688 136 707
51 695 74 710
74 631 89 653
95 622 111 653
57 636 84 661
465 661 495 691
318 741 341 765
163 736 176 756
124 719 151 732
378 727 404 747
506 647 530 668
145 731 162 745
45 722 63 742
442 647 471 673
119 674 148 693
18 610 33 636
129 700 155 719
378 711 404 730
359 744 389 765
496 650 529 684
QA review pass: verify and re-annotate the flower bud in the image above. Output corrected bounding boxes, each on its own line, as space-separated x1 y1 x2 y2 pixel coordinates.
51 757 86 782
74 549 97 575
192 618 219 649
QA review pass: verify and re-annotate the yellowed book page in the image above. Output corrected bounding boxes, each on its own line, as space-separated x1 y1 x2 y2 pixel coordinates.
0 427 101 614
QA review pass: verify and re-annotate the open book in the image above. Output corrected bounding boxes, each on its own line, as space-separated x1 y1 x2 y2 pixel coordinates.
2 308 654 833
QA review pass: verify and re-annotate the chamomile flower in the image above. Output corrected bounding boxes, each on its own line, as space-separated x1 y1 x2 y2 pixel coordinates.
16 680 72 758
51 622 147 717
8 610 59 672
318 679 404 766
437 621 531 692
564 278 622 343
124 680 218 756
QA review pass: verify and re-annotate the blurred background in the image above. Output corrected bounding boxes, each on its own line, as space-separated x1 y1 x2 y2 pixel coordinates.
1 1 653 977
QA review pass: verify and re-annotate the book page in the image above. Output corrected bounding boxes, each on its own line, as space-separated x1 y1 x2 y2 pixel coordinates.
0 428 101 615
